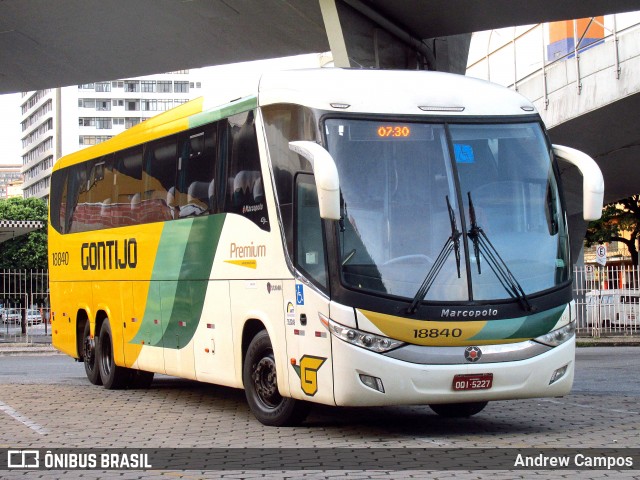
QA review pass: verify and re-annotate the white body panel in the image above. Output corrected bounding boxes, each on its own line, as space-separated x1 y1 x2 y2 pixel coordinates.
332 336 575 406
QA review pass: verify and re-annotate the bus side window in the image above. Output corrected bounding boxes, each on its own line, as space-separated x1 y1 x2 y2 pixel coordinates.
143 136 178 221
224 111 270 231
86 155 114 230
176 123 216 218
295 174 327 289
113 146 143 227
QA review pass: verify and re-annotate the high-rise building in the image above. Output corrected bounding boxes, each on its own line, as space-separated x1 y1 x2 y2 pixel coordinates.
20 70 203 201
0 164 23 199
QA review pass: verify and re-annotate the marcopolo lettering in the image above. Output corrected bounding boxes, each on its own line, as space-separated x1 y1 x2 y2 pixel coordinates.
81 239 138 270
441 308 498 318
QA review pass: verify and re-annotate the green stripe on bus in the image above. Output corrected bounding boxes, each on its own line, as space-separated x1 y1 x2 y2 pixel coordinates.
131 214 226 349
189 96 258 129
469 304 566 341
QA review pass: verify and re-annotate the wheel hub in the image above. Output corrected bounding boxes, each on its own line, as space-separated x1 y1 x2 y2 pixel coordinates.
253 357 279 406
84 336 95 364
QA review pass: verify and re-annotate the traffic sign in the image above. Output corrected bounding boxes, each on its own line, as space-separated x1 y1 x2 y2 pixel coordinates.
595 245 607 266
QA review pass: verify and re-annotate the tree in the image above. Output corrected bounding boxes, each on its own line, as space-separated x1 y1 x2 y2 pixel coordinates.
584 195 640 266
0 197 48 269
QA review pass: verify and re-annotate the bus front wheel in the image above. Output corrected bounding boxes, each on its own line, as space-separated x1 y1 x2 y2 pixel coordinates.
243 330 309 426
96 318 130 389
82 321 102 385
429 401 488 418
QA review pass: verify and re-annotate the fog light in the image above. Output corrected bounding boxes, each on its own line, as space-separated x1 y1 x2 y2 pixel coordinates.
549 364 569 385
359 374 385 393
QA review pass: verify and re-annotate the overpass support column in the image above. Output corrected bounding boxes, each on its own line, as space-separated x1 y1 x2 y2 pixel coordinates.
318 0 469 73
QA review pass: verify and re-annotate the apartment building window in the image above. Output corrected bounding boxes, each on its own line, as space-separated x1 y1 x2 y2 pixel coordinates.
126 100 140 111
79 118 95 127
174 81 189 93
96 100 111 111
141 99 157 111
157 100 173 111
157 81 172 93
95 82 111 92
79 84 95 89
96 118 112 129
141 81 156 93
125 118 141 128
124 80 139 92
112 81 124 89
114 118 125 126
79 99 96 108
80 136 112 146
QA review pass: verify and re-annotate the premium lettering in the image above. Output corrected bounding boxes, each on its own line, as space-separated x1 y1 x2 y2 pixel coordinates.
230 242 266 258
81 239 138 270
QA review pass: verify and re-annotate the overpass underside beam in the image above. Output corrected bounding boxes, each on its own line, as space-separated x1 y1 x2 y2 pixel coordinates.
319 0 471 73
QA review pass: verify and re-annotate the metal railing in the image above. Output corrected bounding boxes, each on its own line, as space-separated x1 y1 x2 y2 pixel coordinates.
573 265 640 337
466 13 640 109
0 269 50 342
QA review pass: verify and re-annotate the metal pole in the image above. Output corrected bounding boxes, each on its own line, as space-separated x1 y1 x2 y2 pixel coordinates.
574 19 582 94
613 15 621 79
541 24 549 109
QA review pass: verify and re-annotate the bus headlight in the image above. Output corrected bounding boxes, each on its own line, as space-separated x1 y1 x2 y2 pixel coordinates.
534 321 575 347
327 319 405 353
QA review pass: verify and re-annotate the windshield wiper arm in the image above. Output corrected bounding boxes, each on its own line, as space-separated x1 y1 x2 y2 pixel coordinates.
407 196 461 314
467 192 533 312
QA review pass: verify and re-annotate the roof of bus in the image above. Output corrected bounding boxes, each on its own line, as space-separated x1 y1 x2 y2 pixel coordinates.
256 68 537 117
53 68 538 171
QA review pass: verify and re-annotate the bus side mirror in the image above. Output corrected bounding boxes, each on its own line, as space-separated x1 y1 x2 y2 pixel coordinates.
289 141 341 220
553 144 604 221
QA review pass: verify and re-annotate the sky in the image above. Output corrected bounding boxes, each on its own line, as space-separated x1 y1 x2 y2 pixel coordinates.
0 53 328 169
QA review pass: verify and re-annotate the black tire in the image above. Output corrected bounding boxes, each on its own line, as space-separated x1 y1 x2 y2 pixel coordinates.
243 329 310 426
96 318 130 389
429 401 488 418
82 321 102 385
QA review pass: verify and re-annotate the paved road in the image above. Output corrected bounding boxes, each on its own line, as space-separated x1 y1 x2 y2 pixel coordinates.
0 347 639 479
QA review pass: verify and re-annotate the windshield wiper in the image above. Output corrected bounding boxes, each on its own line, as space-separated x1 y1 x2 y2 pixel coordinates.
467 192 533 312
407 196 461 314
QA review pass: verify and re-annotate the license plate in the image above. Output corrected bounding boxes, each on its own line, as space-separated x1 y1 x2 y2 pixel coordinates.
452 373 493 391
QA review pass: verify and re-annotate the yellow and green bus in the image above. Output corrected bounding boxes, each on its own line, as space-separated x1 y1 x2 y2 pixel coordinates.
49 68 603 425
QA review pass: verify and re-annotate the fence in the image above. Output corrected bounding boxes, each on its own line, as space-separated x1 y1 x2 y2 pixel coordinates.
573 265 640 337
0 266 635 340
0 269 50 342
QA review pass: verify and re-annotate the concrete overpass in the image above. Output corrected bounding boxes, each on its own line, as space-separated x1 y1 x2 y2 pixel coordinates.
467 16 640 258
1 0 640 94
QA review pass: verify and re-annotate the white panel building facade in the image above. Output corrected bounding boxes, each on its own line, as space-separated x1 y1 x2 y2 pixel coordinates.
20 71 203 201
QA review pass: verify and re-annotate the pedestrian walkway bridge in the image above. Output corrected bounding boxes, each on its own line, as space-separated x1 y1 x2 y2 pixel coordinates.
467 15 640 208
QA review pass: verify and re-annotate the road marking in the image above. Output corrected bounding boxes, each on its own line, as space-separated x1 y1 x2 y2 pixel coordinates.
0 400 49 435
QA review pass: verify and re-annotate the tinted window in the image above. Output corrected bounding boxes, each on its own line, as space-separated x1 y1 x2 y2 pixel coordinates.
143 136 177 222
224 111 269 231
176 123 216 218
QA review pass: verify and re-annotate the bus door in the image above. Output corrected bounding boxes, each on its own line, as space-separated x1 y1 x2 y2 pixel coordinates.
284 174 334 405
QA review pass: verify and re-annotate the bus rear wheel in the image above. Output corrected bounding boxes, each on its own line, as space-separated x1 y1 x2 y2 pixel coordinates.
82 321 102 385
243 330 309 426
429 401 488 418
96 318 130 389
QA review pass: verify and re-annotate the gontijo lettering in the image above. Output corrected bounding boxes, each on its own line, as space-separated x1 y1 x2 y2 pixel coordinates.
81 239 137 270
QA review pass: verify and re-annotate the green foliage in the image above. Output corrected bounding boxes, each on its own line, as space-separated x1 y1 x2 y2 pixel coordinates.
0 197 48 269
585 194 640 265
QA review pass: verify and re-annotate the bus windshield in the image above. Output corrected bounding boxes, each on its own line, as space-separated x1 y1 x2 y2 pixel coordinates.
325 119 569 304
